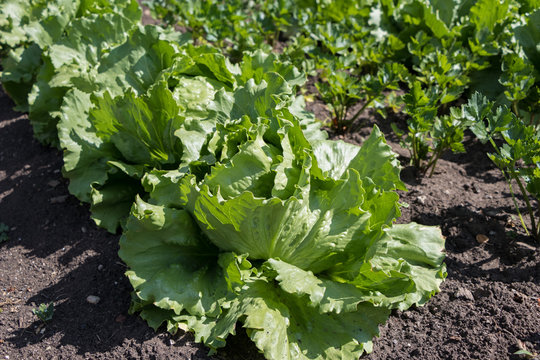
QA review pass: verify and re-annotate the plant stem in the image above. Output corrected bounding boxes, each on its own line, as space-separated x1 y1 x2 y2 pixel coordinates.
426 149 443 177
512 101 520 118
487 137 532 237
502 169 530 237
411 132 419 169
349 95 376 124
511 171 538 239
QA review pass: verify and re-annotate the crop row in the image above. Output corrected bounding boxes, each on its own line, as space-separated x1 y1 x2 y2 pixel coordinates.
0 1 449 359
144 0 540 241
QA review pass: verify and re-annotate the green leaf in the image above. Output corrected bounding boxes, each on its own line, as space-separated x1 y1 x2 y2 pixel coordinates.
90 82 183 166
329 223 447 310
237 49 306 88
58 89 117 203
312 126 405 191
514 9 540 73
90 173 142 233
119 197 226 317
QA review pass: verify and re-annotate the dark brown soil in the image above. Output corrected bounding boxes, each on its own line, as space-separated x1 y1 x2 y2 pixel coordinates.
0 33 539 360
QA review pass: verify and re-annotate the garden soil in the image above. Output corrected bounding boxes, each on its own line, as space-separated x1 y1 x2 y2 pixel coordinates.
0 12 539 358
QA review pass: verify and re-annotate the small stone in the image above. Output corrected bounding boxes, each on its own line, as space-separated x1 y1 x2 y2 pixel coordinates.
86 295 100 304
47 180 60 188
169 339 175 346
443 190 451 195
489 230 496 236
81 227 87 233
476 234 489 244
455 287 475 301
485 210 500 217
401 311 413 319
50 195 68 204
513 291 527 303
97 264 104 271
416 195 427 205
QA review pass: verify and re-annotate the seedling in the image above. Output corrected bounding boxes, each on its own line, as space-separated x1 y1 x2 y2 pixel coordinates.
0 223 8 243
32 303 54 323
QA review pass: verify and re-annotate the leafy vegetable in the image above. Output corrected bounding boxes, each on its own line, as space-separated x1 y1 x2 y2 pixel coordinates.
120 122 446 359
0 0 141 111
0 1 452 358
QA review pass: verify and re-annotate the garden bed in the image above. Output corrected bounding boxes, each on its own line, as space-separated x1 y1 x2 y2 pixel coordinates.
0 84 538 359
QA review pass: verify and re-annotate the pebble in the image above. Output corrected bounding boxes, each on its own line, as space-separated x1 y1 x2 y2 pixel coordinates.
86 295 100 305
485 210 500 217
81 227 87 233
47 180 60 188
50 195 68 204
455 288 475 301
416 195 427 205
97 264 104 271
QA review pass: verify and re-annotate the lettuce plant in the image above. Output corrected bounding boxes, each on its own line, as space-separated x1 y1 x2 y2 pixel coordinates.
119 117 446 359
58 43 317 232
0 0 140 111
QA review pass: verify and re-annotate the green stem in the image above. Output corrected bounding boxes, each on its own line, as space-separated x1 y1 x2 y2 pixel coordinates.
488 136 539 240
502 169 530 237
426 149 443 177
511 171 538 238
512 101 520 118
411 133 419 169
487 138 531 236
349 95 376 124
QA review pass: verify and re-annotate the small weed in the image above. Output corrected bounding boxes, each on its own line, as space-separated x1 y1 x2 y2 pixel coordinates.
0 223 9 243
32 303 54 323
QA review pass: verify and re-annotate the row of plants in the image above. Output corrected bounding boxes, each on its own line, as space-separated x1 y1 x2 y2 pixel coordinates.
144 0 540 242
0 0 447 359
